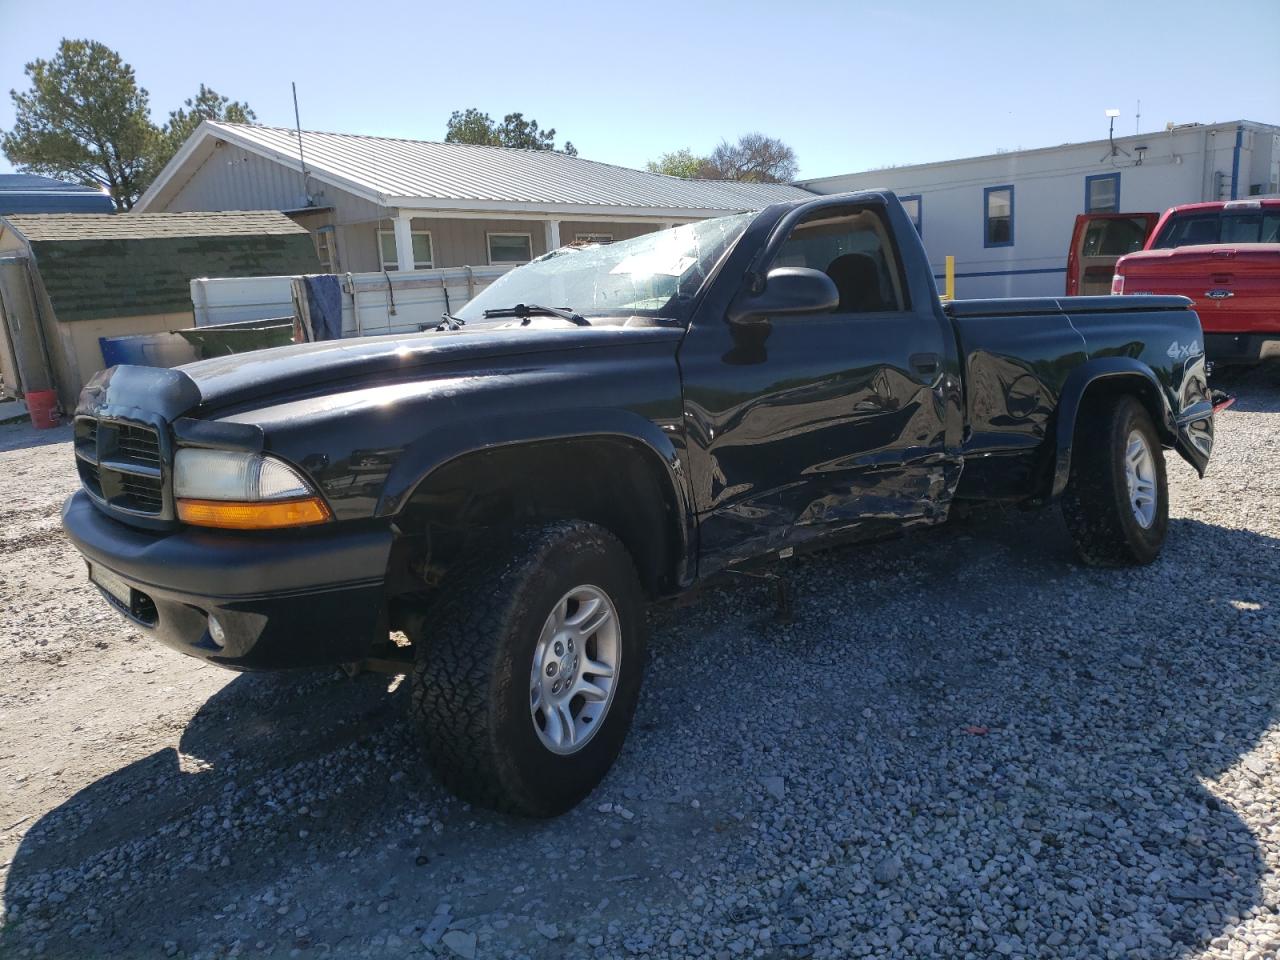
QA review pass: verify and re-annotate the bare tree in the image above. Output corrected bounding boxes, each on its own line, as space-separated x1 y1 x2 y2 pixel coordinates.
700 133 798 183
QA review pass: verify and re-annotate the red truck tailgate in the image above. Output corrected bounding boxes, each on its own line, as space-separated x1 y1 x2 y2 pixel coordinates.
1115 244 1280 335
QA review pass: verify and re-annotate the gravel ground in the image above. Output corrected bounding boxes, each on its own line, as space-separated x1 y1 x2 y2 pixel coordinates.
0 368 1277 960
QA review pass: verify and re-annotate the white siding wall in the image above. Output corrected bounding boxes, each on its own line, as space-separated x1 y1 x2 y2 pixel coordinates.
803 122 1279 299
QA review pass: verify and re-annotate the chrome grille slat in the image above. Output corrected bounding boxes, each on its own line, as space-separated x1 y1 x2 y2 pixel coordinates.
75 416 168 519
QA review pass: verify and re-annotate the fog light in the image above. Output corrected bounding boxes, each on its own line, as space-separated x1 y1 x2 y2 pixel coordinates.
208 614 227 648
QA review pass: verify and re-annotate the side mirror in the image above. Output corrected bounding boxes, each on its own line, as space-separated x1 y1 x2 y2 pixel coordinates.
729 267 839 324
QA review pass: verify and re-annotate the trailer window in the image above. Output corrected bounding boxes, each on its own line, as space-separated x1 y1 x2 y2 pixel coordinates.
899 195 922 235
984 186 1014 247
1085 173 1120 213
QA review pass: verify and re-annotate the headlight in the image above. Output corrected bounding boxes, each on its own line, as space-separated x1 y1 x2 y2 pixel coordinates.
173 449 331 529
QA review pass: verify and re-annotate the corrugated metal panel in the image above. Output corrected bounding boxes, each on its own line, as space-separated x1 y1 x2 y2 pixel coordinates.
0 175 115 215
205 123 815 213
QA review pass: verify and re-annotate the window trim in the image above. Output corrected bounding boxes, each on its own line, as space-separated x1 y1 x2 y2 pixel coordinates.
898 194 923 237
487 231 534 265
1085 172 1121 214
376 227 434 271
983 184 1015 248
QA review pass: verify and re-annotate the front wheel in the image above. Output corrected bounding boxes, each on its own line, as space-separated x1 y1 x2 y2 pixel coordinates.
409 521 647 816
1061 394 1169 566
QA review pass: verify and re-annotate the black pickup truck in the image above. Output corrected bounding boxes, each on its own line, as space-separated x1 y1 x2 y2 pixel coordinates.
63 192 1217 816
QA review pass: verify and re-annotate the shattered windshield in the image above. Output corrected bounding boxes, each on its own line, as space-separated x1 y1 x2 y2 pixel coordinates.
456 213 754 324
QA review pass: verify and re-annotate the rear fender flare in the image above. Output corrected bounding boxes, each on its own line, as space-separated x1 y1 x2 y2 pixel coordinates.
1048 358 1176 500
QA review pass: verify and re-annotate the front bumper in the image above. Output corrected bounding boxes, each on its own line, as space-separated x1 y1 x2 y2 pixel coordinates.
61 491 394 670
1205 332 1280 365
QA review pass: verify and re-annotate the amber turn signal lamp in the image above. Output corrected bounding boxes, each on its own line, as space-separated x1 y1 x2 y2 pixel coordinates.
176 497 332 530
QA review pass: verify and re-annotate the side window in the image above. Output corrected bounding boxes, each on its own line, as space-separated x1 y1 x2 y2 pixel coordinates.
488 232 533 265
984 185 1014 247
773 208 907 313
377 228 433 270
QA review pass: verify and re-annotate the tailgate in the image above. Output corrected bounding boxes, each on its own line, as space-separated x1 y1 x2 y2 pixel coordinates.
1116 244 1280 334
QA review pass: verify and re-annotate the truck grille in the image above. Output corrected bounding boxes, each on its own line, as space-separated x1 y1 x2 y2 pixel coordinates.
75 417 169 518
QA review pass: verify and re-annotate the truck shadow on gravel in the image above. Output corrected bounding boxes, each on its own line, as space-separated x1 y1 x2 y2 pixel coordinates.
1211 366 1280 413
3 515 1277 958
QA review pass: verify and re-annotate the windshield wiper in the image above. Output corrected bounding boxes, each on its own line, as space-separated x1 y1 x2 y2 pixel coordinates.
481 303 590 326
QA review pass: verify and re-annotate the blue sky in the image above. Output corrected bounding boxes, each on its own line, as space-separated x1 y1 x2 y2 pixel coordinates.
1 0 1277 181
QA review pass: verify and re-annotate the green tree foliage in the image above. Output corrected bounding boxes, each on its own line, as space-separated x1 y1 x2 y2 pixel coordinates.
2 39 156 211
154 84 256 169
445 108 577 155
2 40 257 211
645 148 710 179
702 133 798 183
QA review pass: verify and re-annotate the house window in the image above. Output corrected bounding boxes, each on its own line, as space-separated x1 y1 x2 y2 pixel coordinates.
377 228 433 271
575 233 614 244
898 195 922 235
984 185 1014 247
488 232 533 265
1085 173 1120 213
314 226 339 272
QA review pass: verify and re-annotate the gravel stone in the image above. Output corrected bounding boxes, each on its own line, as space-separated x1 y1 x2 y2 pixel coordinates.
761 776 786 801
442 929 476 959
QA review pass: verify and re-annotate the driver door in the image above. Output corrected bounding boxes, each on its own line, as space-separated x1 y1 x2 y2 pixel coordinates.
679 201 955 575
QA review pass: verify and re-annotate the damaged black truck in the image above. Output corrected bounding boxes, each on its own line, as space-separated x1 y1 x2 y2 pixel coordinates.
63 192 1218 816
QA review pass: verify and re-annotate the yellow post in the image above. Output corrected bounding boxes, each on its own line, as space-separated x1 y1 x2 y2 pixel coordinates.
944 255 955 301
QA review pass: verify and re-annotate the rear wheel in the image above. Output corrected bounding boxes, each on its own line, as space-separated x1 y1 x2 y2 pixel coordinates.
1061 394 1168 566
408 521 647 816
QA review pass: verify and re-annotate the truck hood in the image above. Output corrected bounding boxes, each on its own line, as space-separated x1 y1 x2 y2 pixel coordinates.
78 324 686 422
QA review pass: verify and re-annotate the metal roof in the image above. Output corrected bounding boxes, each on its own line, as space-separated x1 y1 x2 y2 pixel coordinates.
0 174 115 215
139 122 814 216
1 210 307 242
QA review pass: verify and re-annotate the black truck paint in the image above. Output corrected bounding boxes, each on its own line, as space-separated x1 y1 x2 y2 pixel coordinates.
63 192 1215 672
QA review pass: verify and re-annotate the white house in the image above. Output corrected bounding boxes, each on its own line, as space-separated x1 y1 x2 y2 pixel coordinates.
801 119 1280 298
136 122 814 276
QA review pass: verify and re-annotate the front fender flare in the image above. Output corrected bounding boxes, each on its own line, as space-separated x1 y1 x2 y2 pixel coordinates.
375 407 695 583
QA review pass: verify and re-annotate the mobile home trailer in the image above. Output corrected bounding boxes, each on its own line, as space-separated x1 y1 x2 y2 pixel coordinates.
801 120 1280 299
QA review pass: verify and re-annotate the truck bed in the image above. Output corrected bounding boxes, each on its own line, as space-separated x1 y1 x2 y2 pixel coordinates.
945 294 1206 499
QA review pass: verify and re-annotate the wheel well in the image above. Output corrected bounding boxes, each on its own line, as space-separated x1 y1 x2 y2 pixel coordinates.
1040 372 1173 502
395 437 684 599
1073 375 1171 444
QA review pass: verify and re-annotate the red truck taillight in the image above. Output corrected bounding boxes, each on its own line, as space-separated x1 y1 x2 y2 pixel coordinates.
1111 273 1125 295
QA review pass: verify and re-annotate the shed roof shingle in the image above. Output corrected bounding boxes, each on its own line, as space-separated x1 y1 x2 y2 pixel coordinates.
2 210 308 242
144 122 815 214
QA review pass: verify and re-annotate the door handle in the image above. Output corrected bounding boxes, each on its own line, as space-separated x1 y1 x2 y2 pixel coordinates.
910 352 940 375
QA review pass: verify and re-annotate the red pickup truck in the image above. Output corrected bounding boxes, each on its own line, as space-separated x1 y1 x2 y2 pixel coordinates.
1107 199 1280 364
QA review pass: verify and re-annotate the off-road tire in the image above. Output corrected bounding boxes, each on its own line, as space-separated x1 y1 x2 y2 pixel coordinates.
408 521 647 817
1061 394 1168 566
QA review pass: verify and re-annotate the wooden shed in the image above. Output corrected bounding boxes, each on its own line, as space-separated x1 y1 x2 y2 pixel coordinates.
0 210 318 410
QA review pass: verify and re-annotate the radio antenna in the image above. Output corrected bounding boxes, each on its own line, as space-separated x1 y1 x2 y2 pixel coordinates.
292 82 310 206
